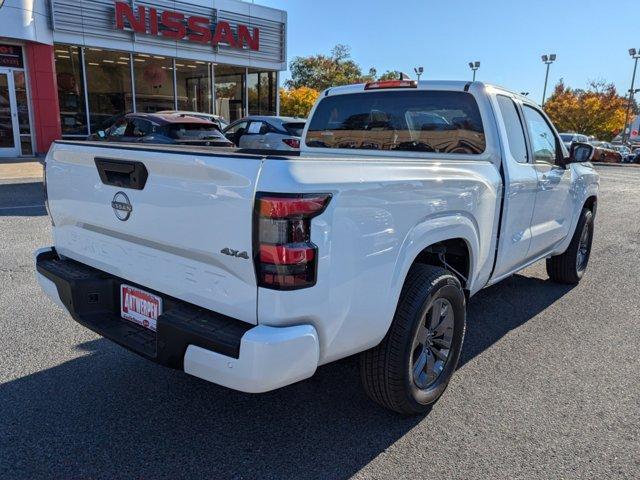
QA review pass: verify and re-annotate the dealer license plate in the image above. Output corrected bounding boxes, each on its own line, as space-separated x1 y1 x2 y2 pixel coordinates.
120 284 162 332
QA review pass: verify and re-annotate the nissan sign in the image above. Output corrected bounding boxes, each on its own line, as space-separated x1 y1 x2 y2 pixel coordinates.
115 2 260 51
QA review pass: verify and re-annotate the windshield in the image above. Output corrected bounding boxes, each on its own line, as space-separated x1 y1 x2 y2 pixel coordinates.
305 90 486 154
560 134 575 142
166 123 226 140
283 122 306 137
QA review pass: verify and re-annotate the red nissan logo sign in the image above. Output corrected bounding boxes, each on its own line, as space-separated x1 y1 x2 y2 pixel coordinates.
115 2 259 51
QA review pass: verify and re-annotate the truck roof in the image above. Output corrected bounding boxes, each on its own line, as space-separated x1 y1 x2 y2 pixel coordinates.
323 80 533 104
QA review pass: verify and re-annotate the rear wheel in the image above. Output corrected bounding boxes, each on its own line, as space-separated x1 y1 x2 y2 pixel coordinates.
360 265 466 415
546 208 594 284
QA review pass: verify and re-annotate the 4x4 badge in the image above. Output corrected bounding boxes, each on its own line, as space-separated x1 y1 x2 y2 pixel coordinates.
221 248 249 259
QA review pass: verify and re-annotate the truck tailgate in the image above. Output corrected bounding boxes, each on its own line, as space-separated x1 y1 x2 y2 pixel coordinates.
45 142 262 324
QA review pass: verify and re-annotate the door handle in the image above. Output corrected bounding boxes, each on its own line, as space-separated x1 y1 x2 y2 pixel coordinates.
538 174 551 190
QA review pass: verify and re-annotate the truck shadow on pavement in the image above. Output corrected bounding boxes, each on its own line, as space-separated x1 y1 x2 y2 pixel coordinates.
0 181 46 217
0 274 574 479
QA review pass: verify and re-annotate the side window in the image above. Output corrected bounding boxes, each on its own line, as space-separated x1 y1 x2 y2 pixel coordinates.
259 122 271 134
132 119 153 137
523 106 558 163
246 121 263 135
108 119 127 137
496 95 528 163
226 121 248 135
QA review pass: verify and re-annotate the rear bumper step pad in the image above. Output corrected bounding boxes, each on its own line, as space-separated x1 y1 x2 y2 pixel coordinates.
36 249 252 368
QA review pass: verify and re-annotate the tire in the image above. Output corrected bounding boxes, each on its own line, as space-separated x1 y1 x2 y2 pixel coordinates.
546 208 594 284
360 264 466 415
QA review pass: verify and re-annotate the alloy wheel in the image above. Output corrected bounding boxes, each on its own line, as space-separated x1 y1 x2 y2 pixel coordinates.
411 298 455 390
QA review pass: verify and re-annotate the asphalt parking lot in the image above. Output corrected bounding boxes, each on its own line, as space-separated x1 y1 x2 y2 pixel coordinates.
0 166 638 479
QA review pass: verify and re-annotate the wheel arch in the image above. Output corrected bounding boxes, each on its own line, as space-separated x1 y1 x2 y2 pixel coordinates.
388 215 480 314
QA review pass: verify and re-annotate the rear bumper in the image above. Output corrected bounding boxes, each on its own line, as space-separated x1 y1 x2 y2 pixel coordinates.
35 247 319 393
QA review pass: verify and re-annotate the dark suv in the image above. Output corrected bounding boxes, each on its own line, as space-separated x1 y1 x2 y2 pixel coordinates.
91 113 234 147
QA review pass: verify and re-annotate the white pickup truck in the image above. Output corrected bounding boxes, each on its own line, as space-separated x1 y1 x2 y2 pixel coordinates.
36 80 599 414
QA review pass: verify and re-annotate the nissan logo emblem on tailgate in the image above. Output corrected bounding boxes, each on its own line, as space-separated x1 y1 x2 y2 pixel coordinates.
112 192 132 221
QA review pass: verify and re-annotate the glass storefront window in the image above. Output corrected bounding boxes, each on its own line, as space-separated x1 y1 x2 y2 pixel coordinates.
248 70 277 116
176 60 212 113
85 48 133 131
13 70 33 155
134 54 175 113
215 65 246 123
54 45 87 135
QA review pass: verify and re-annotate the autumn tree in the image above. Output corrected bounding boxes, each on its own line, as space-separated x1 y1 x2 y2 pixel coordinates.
544 80 630 141
279 86 320 118
286 45 375 91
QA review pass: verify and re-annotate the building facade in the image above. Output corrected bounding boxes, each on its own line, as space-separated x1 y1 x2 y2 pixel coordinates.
0 0 287 156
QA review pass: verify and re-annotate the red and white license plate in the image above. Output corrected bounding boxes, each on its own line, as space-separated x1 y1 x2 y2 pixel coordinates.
120 284 162 332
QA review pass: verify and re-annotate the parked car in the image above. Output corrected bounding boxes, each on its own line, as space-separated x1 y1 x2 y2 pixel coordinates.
157 110 229 131
612 145 633 162
223 116 306 150
90 113 234 147
37 80 599 415
560 132 589 150
589 141 622 163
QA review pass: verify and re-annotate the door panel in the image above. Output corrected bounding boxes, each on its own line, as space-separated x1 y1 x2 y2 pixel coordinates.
0 71 20 156
522 105 574 257
491 95 539 278
529 163 572 255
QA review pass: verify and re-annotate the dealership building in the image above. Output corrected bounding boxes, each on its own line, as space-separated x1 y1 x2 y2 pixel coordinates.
0 0 287 157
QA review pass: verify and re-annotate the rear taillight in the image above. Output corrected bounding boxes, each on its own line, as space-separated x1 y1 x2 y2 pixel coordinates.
254 193 331 290
282 138 300 149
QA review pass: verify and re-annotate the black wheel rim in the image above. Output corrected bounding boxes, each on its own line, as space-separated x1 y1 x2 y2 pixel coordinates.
411 298 455 390
576 223 591 272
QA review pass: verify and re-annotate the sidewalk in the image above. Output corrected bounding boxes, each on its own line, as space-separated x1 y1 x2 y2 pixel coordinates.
0 157 43 181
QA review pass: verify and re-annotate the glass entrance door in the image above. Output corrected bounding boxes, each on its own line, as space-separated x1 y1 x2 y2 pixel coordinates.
0 70 20 156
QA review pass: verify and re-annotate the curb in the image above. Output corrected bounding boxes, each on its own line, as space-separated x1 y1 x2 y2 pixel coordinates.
591 162 640 168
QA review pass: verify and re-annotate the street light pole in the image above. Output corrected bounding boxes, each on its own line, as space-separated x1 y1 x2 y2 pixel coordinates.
622 49 640 144
541 54 556 106
468 61 480 81
414 66 424 82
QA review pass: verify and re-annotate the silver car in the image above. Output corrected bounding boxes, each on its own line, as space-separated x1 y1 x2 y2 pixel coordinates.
559 132 589 150
223 116 306 151
157 110 229 131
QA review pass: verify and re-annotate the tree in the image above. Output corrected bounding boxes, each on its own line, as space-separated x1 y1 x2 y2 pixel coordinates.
377 70 403 81
279 86 320 118
286 44 375 91
544 80 629 141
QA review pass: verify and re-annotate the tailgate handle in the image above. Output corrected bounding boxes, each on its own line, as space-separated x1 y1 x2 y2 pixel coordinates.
95 158 148 190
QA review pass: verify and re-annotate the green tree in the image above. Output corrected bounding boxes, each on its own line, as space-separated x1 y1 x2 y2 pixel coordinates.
377 70 403 81
286 44 375 91
544 80 629 141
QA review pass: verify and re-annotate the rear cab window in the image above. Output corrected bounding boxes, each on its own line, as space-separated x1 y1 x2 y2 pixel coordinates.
305 90 486 154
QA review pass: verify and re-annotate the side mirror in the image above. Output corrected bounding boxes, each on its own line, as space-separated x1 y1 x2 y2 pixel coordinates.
567 142 594 165
97 130 106 139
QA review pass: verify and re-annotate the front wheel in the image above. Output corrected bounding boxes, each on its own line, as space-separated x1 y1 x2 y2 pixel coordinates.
360 265 466 415
546 208 594 284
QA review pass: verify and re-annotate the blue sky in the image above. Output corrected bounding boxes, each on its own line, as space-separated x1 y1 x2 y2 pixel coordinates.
257 0 638 103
